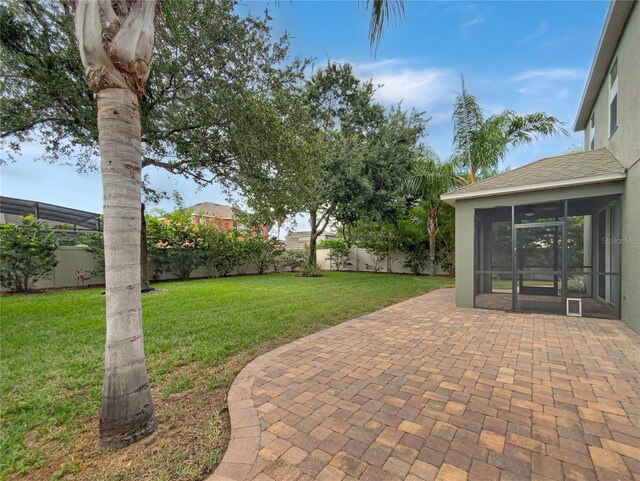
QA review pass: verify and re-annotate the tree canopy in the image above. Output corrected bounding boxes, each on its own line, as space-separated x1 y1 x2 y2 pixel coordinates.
291 62 426 266
0 0 309 206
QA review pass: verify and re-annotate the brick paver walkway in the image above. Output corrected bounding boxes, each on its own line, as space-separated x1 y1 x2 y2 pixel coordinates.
208 289 640 481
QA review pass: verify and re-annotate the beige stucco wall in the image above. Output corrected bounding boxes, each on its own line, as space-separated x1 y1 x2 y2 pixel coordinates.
620 162 640 332
583 3 640 168
453 182 625 310
578 4 639 333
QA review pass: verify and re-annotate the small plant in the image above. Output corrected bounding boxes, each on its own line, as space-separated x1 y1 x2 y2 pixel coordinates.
79 232 105 278
300 263 323 277
75 270 90 287
365 248 387 273
0 216 58 292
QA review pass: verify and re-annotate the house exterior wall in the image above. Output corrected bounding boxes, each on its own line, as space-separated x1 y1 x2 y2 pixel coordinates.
620 162 640 333
579 4 639 333
454 182 625 310
582 4 640 167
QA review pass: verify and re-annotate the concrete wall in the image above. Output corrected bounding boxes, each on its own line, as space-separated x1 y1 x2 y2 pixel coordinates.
30 246 105 290
316 248 449 276
453 182 626 311
3 245 447 292
5 246 272 291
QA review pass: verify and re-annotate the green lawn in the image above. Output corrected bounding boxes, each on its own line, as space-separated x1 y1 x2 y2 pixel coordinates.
0 272 453 480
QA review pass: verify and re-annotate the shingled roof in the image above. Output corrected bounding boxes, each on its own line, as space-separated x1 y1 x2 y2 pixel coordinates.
441 148 626 204
187 202 236 219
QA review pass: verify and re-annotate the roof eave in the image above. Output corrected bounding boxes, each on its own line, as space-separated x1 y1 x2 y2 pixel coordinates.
440 172 626 205
574 0 635 132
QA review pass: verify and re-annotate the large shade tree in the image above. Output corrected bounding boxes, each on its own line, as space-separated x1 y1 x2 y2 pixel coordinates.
452 85 568 183
297 62 425 267
0 0 309 288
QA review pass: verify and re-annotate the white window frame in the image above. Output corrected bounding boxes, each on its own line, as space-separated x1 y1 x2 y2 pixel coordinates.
609 57 618 137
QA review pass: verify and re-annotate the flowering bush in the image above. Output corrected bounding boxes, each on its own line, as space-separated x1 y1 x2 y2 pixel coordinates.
146 209 205 281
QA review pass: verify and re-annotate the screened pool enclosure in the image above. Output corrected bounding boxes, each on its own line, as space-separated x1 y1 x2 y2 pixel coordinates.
474 194 621 319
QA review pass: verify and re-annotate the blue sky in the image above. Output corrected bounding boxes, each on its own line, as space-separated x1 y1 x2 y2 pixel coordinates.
1 1 610 226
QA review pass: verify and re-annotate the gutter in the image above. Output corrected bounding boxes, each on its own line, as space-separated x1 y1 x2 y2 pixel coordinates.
441 172 627 205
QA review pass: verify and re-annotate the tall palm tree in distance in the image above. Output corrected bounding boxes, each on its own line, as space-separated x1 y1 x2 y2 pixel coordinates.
453 83 568 183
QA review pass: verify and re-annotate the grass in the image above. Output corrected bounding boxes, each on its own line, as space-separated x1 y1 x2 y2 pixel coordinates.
0 272 453 481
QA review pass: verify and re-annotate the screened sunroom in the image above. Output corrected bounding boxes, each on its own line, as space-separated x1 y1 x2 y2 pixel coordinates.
473 195 621 318
441 148 627 321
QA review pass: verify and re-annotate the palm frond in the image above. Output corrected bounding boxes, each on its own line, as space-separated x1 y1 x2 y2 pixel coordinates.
452 91 483 156
505 112 569 146
367 0 405 49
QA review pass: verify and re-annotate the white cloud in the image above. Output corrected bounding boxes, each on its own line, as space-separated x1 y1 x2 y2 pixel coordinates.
512 68 585 82
518 21 548 44
349 59 457 121
462 16 484 29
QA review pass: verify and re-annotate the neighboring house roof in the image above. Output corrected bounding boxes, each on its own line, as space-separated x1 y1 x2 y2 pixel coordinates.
574 0 636 130
187 202 235 220
285 230 337 238
441 148 626 205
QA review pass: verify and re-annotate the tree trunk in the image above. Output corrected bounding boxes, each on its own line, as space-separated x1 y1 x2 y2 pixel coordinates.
428 201 439 276
469 165 476 184
97 88 155 449
140 203 151 291
308 210 318 267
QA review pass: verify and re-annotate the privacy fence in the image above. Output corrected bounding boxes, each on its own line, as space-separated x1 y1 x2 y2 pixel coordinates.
15 246 447 291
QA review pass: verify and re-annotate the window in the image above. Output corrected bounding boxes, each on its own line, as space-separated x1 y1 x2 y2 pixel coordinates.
589 112 595 150
609 57 618 135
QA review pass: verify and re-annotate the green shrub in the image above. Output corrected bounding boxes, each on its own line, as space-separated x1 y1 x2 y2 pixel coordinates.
78 232 105 278
318 238 350 271
281 249 306 272
200 225 244 277
0 216 58 292
146 209 205 281
241 235 282 275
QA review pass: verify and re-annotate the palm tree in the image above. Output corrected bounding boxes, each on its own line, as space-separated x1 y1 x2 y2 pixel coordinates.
403 149 459 276
452 84 568 183
367 0 405 47
74 0 156 448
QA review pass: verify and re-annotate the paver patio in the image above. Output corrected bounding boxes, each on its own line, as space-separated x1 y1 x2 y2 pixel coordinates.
208 288 640 481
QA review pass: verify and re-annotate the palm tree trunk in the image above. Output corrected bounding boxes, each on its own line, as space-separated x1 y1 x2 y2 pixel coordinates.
428 201 438 276
469 165 476 184
97 88 155 449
